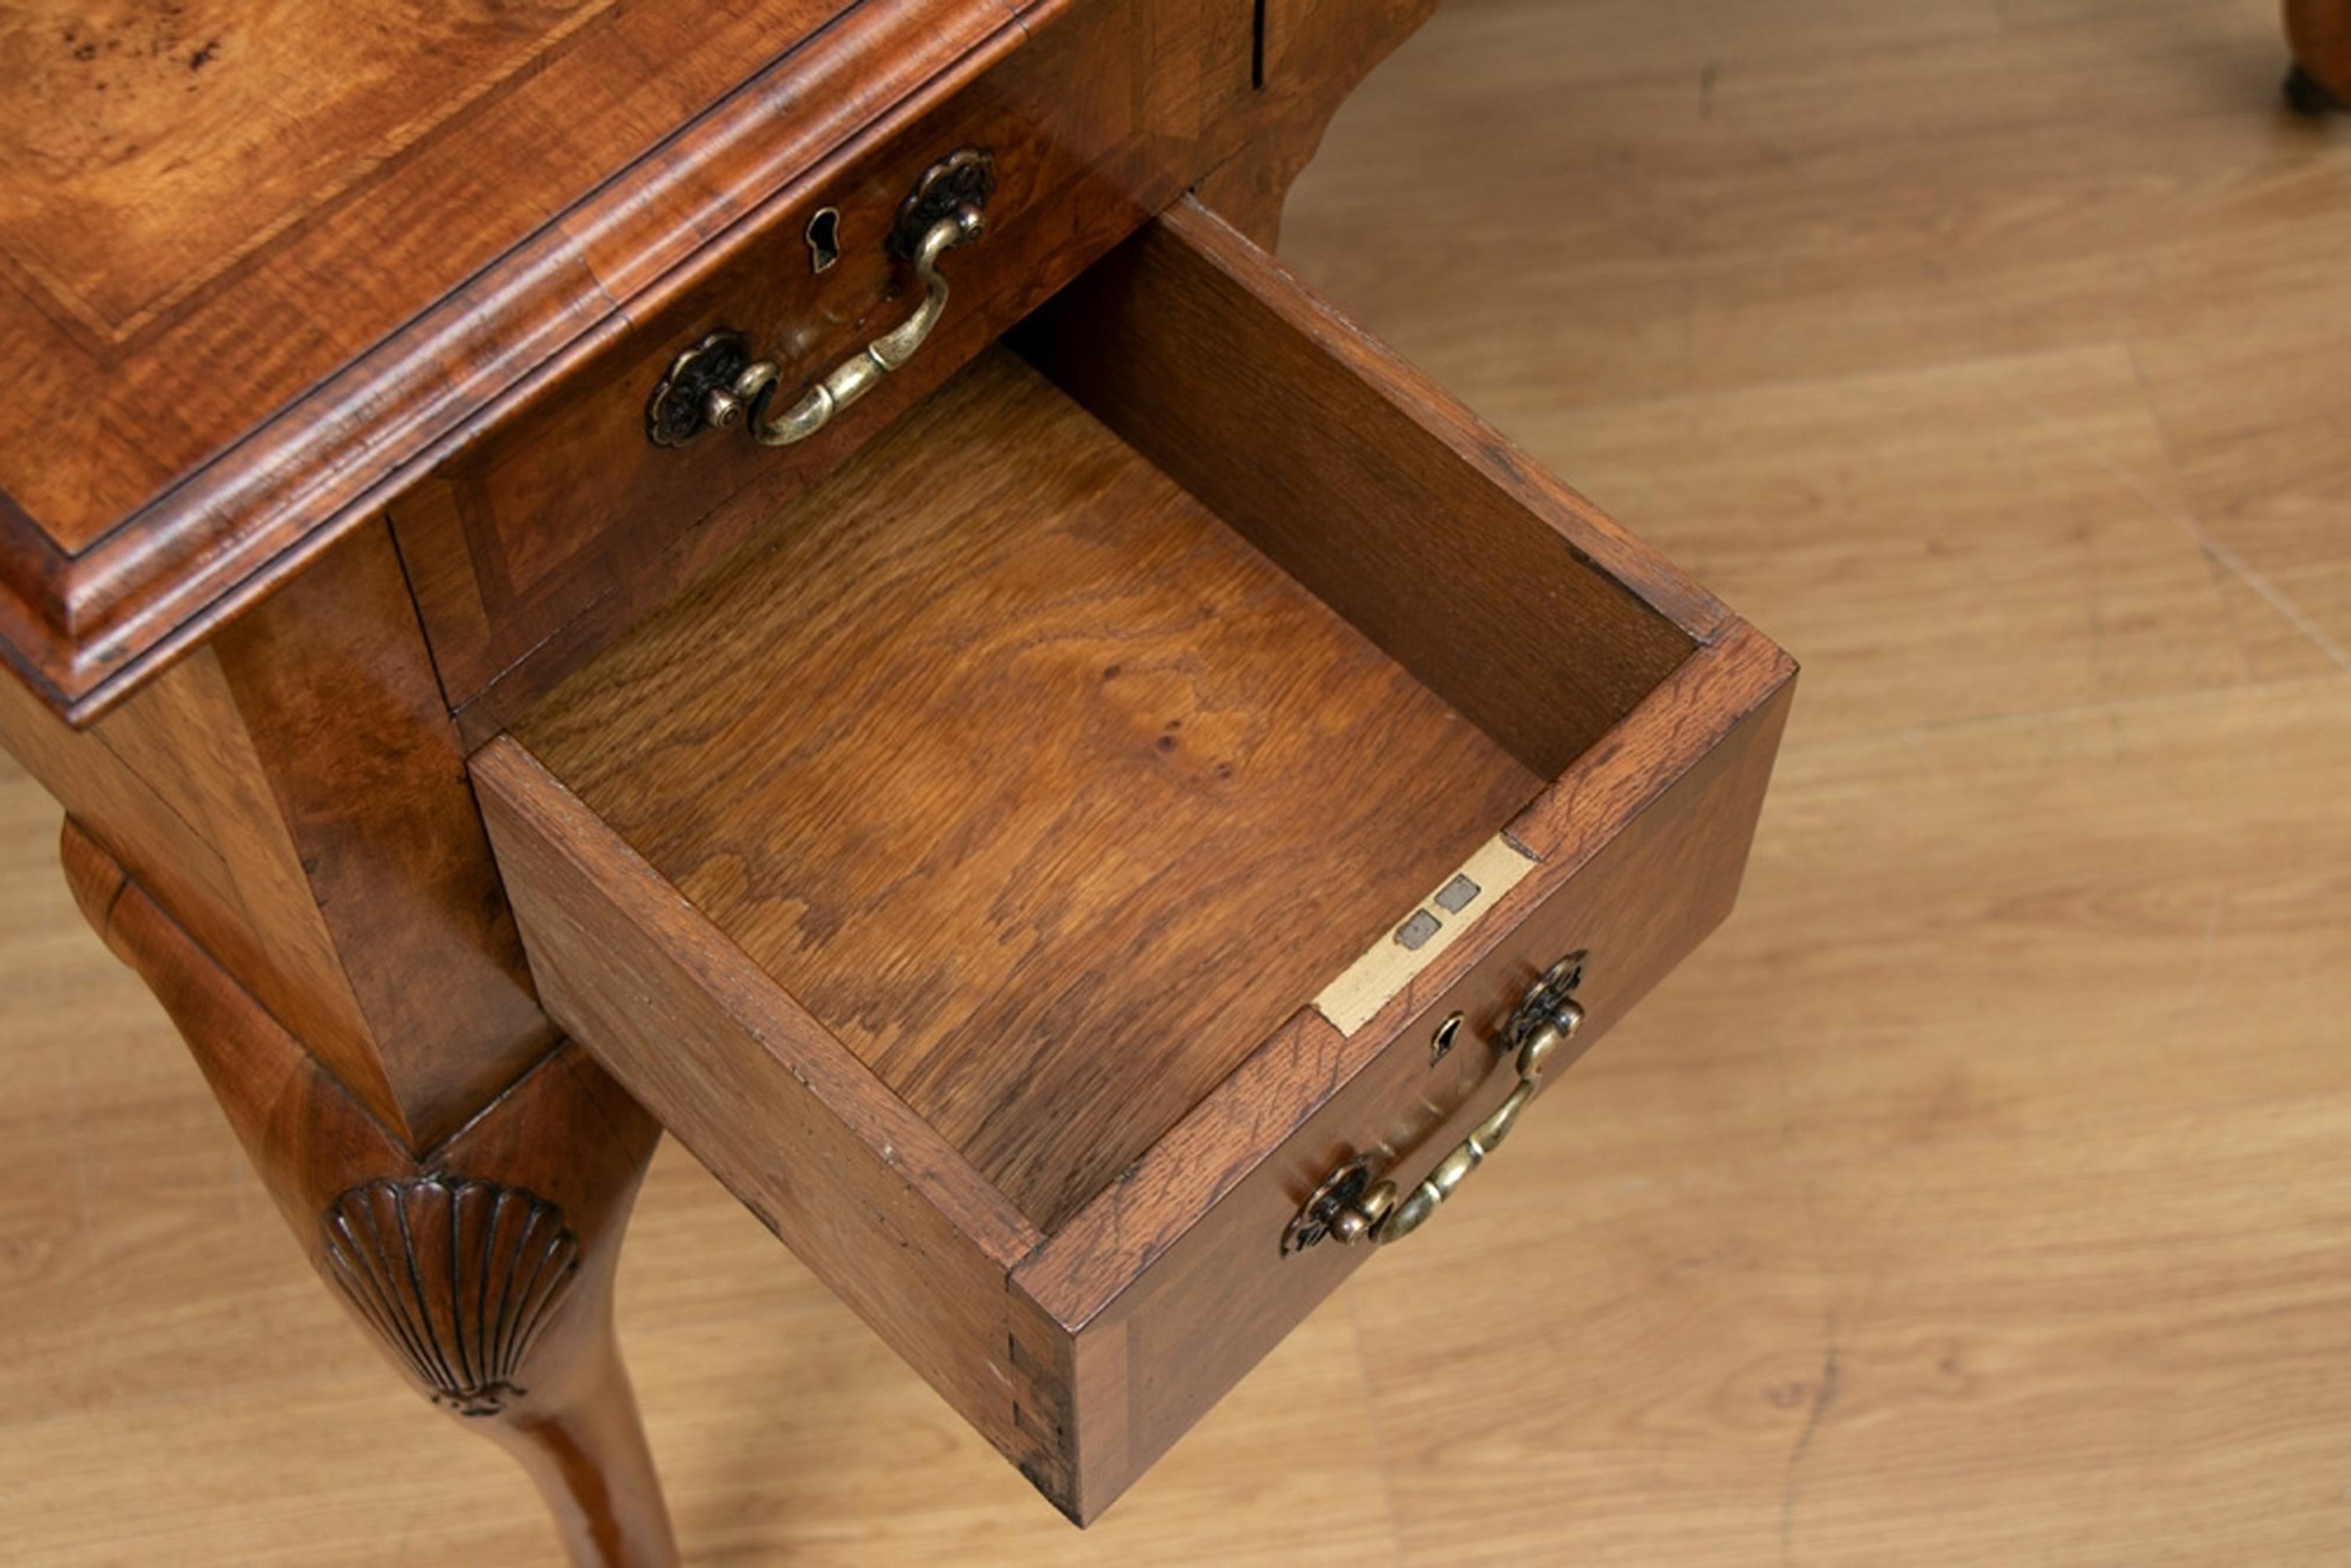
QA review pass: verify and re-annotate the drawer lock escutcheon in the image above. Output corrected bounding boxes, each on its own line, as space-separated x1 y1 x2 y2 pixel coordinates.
646 148 995 449
1282 953 1587 1254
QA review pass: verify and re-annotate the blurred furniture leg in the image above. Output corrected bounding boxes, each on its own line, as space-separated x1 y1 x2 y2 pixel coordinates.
2285 0 2351 111
61 819 677 1568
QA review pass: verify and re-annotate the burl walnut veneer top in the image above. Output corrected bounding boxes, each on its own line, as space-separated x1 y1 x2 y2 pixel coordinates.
0 0 1036 721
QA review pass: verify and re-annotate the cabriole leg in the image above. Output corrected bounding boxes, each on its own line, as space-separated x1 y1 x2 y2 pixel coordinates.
61 817 677 1568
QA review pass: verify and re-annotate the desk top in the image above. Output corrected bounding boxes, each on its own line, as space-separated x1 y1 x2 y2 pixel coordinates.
0 0 1032 723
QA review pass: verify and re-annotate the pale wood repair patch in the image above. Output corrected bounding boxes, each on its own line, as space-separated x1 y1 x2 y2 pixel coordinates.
1312 831 1538 1036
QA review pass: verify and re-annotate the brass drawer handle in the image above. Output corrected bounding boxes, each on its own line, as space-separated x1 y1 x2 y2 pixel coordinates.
1283 953 1587 1252
647 148 993 449
730 204 983 445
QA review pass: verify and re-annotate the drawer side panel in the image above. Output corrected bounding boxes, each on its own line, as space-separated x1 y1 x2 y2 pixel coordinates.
470 736 1079 1503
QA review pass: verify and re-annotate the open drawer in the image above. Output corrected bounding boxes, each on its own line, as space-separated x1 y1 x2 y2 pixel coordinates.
470 198 1795 1523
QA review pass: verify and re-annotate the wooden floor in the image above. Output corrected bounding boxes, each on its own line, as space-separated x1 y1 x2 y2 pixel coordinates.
5 0 2349 1561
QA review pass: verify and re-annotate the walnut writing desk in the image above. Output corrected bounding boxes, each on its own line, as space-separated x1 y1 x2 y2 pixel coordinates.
0 2 1828 1561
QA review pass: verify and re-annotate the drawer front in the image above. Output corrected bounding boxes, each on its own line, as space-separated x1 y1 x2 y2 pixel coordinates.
470 204 1796 1524
998 209 1791 1514
394 0 1254 744
1014 625 1795 1520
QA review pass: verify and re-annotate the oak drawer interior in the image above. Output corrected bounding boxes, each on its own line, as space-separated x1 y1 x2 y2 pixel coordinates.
473 198 1794 1522
512 342 1554 1230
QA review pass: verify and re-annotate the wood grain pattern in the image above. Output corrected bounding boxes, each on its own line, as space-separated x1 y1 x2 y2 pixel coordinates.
60 819 674 1566
0 6 1468 1554
399 0 1254 734
1021 622 1794 1521
0 0 1437 728
0 522 551 1147
1016 622 1792 1323
1 0 639 342
515 348 1545 1231
1022 198 1718 779
480 621 1787 1526
203 522 554 1145
471 734 1078 1509
0 0 1016 720
0 636 404 1118
478 211 1790 1521
10 1 2351 1558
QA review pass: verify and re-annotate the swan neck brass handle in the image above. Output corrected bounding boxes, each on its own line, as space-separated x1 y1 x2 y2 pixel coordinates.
731 204 983 447
1283 953 1587 1254
644 147 995 451
1359 994 1580 1243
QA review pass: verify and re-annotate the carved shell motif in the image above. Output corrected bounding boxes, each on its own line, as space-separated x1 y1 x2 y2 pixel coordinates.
319 1177 581 1417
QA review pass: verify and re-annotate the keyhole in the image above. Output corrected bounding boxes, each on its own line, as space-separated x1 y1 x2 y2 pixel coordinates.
805 207 842 274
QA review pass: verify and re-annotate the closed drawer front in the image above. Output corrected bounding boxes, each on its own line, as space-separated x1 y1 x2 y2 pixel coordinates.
470 199 1795 1523
394 0 1257 747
